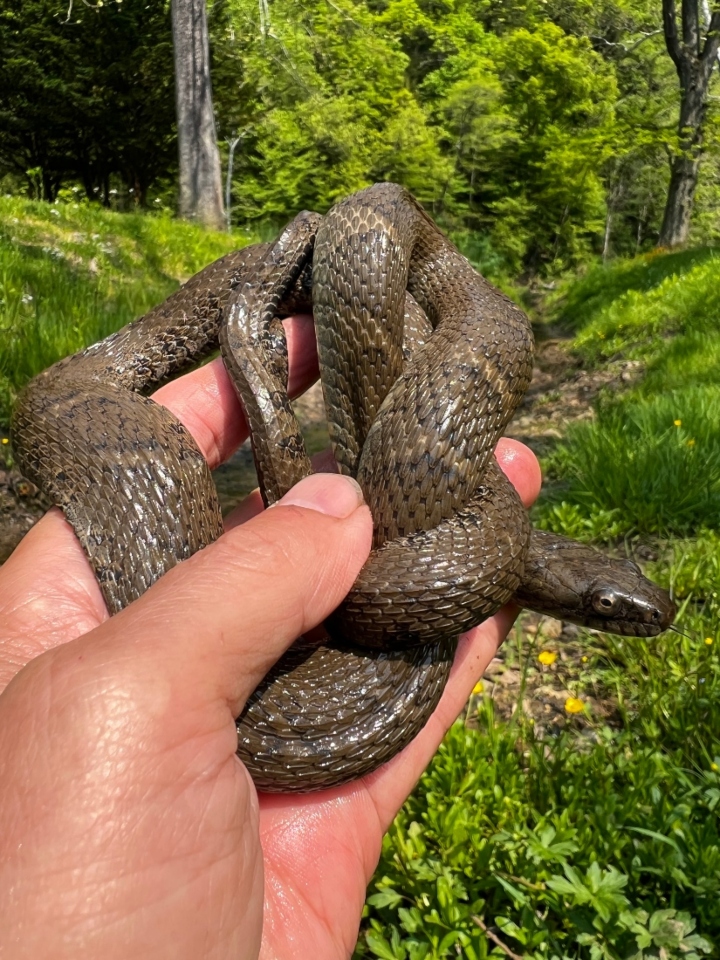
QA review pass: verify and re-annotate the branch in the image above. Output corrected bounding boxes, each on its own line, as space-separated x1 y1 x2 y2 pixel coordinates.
663 0 683 68
472 916 525 960
590 29 662 55
61 0 104 24
701 7 720 67
682 0 700 53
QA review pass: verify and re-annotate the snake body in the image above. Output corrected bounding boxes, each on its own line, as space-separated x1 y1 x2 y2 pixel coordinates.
12 184 675 792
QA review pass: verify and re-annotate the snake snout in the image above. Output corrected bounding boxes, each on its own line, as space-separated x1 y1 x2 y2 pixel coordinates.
632 586 677 636
594 585 677 637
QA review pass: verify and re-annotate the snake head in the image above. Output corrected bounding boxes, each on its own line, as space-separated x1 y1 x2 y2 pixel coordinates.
517 532 676 638
583 561 677 636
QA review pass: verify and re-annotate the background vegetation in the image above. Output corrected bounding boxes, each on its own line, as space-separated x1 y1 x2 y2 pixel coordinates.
1 0 720 957
355 248 720 959
4 0 720 272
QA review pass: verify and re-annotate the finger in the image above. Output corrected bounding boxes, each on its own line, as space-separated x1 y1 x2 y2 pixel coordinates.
495 436 542 508
0 510 108 692
152 314 317 469
223 447 338 531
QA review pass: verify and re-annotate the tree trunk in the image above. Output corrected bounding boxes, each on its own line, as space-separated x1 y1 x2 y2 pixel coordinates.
658 0 720 247
658 61 708 246
171 0 225 231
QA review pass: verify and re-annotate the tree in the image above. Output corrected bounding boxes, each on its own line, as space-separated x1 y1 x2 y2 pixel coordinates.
659 0 720 246
0 0 176 205
171 0 225 229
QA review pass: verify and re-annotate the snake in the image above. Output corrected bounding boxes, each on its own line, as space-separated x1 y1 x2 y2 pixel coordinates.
11 183 676 792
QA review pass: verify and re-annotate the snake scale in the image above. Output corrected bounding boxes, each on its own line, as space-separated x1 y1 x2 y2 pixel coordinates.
12 183 675 792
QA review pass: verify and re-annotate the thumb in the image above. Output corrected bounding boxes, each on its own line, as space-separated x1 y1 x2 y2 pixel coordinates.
1 472 372 767
0 473 371 959
82 471 372 715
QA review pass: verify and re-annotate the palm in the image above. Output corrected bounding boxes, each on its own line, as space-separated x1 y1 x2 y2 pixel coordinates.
256 606 514 960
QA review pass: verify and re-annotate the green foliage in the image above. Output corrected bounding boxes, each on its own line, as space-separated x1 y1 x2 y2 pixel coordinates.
555 248 720 352
538 387 720 537
536 247 720 539
7 0 710 271
0 0 176 204
0 196 243 424
357 645 720 958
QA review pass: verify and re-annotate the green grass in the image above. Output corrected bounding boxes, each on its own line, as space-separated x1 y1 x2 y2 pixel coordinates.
553 247 720 341
0 196 251 424
536 386 720 537
533 247 720 542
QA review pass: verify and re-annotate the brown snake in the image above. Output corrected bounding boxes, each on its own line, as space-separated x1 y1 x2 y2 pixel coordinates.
12 183 675 792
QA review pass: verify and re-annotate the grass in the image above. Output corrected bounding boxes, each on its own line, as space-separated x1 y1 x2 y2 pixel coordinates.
0 195 250 425
358 246 720 958
2 200 719 958
536 386 720 537
533 247 720 542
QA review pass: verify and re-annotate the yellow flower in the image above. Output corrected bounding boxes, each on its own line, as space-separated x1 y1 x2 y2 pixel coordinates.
565 697 584 714
711 762 719 772
538 650 557 666
581 656 588 663
472 681 484 695
687 439 695 447
1 437 7 445
705 637 714 646
674 419 682 427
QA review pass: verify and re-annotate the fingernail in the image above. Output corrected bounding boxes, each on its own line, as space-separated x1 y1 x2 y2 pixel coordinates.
278 473 365 518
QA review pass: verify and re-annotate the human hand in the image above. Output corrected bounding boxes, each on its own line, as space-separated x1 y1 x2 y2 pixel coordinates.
0 314 541 960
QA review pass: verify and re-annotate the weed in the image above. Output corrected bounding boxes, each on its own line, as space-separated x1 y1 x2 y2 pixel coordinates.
537 387 720 537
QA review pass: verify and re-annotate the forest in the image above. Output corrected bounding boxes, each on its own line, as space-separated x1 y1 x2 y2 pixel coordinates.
4 0 720 272
1 1 720 959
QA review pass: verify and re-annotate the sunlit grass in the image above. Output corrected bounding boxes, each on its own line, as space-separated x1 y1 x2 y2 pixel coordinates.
536 386 720 537
0 196 250 424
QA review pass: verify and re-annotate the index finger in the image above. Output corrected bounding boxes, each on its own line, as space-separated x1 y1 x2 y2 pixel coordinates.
152 313 317 470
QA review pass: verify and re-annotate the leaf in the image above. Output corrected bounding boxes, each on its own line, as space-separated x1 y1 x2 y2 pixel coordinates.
495 874 531 906
627 827 682 852
367 890 404 910
365 929 404 960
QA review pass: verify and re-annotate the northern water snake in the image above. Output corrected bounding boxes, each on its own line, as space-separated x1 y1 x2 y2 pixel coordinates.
11 183 675 791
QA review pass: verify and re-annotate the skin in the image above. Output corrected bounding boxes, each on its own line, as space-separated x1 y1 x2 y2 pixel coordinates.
0 314 542 960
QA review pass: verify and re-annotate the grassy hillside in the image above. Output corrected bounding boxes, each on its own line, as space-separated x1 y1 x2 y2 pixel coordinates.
526 250 720 547
357 251 720 959
0 196 249 425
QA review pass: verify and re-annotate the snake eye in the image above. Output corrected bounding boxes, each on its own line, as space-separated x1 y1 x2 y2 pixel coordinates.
591 588 622 616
